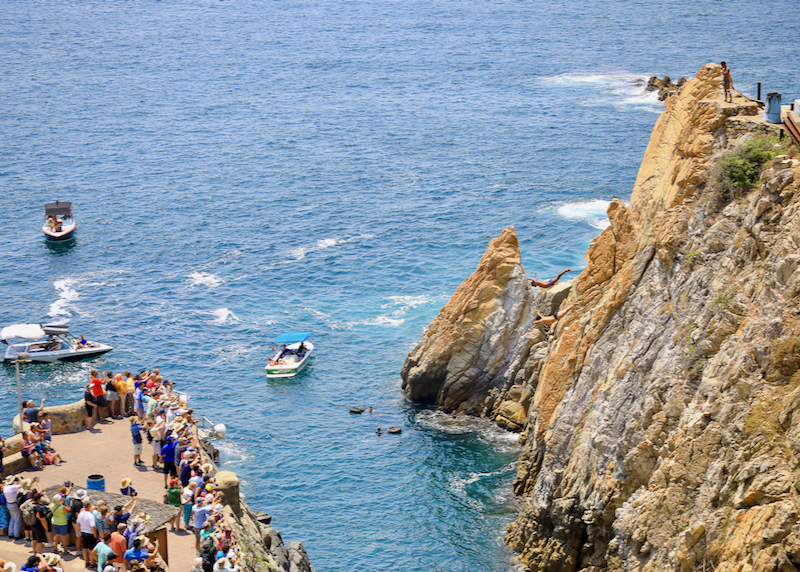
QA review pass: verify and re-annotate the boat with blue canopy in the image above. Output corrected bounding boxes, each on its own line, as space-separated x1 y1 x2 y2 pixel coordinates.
265 332 313 378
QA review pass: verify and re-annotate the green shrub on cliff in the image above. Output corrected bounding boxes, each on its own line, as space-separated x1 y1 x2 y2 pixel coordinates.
718 136 780 201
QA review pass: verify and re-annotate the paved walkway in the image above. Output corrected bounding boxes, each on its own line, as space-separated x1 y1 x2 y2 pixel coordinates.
1 419 197 572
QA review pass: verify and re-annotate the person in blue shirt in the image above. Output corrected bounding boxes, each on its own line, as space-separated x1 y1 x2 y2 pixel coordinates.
160 435 178 487
124 537 154 568
130 418 144 467
134 386 145 420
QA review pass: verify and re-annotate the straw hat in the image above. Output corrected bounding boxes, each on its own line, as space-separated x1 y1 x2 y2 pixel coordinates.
121 477 132 488
38 554 61 566
20 479 31 491
3 475 18 485
137 512 151 521
201 463 214 474
213 558 231 571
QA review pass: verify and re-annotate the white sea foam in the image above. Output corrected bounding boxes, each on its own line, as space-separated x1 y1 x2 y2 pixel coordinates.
302 307 348 331
211 308 241 325
449 462 518 510
350 293 437 328
277 233 376 267
49 279 80 319
215 343 260 364
215 439 256 467
358 315 406 327
539 72 663 113
188 271 223 288
556 199 613 230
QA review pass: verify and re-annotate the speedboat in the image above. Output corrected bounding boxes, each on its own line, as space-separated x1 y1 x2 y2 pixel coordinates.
265 332 313 378
43 201 76 241
1 324 113 363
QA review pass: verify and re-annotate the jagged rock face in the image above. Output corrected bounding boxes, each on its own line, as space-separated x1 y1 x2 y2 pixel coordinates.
502 63 800 572
401 226 570 428
401 226 540 416
405 62 800 572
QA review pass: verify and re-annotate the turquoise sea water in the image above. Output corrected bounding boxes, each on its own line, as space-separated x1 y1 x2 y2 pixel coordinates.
1 1 798 570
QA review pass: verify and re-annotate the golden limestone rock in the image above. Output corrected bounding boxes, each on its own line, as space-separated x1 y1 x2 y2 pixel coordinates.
401 226 546 418
409 62 800 571
503 63 799 572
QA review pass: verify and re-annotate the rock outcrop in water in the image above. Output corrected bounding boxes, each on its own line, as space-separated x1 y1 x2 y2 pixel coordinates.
404 63 800 571
400 226 569 431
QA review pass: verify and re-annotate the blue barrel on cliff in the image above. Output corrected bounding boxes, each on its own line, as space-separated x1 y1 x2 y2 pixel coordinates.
765 92 782 123
87 474 105 492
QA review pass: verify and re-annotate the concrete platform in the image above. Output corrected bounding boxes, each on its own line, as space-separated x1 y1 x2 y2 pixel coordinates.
0 418 197 572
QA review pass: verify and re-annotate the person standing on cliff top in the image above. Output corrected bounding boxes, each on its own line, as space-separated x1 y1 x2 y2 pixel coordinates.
721 62 732 103
529 269 571 290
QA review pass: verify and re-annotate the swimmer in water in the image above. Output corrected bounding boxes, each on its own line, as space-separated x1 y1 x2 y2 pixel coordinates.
376 427 382 435
529 269 571 289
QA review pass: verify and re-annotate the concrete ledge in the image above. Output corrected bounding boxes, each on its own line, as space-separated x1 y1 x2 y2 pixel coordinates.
13 398 105 436
2 452 30 475
1 434 23 456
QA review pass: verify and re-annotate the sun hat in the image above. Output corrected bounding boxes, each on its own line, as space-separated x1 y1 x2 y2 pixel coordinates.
201 463 214 474
130 517 141 527
75 489 87 500
137 512 151 521
39 554 61 566
121 477 132 488
4 562 17 572
20 479 31 491
213 558 231 570
104 566 116 572
53 493 63 502
169 403 180 410
3 475 18 485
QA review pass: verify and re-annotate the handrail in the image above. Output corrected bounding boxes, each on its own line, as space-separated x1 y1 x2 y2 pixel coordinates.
784 114 800 150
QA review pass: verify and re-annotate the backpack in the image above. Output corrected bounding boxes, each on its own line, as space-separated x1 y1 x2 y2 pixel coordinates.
21 499 37 525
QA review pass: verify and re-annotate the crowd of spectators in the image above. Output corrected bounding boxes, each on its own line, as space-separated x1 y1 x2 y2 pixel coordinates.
0 368 244 572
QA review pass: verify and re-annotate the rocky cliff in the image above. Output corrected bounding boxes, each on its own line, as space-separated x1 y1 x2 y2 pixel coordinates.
402 63 800 571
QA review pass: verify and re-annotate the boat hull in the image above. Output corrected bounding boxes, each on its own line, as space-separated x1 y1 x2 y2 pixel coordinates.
3 343 113 363
265 341 313 378
43 221 76 241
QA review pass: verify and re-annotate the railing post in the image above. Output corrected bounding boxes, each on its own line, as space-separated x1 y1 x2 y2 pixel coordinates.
757 81 762 101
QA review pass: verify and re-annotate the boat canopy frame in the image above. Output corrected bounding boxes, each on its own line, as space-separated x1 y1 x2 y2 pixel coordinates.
273 332 312 344
2 323 71 344
45 202 73 217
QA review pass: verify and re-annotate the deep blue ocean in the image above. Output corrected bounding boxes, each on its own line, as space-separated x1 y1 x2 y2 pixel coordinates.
1 1 798 570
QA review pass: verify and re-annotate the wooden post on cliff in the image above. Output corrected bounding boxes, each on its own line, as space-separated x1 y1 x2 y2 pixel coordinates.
757 81 762 101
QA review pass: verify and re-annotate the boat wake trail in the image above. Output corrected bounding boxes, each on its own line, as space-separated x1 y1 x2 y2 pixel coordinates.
49 279 80 320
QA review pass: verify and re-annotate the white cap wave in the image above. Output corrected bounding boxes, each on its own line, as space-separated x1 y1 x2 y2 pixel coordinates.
556 199 613 230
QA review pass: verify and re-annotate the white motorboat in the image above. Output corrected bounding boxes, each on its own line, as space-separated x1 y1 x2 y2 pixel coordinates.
43 201 76 241
265 332 313 378
1 324 113 363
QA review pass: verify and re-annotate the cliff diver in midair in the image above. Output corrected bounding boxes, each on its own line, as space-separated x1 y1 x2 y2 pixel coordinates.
533 303 576 326
529 269 571 289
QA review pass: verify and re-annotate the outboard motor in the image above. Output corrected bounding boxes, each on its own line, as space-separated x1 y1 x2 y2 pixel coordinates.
213 423 227 439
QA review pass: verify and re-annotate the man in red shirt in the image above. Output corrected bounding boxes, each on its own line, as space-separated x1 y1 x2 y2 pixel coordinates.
90 370 109 422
